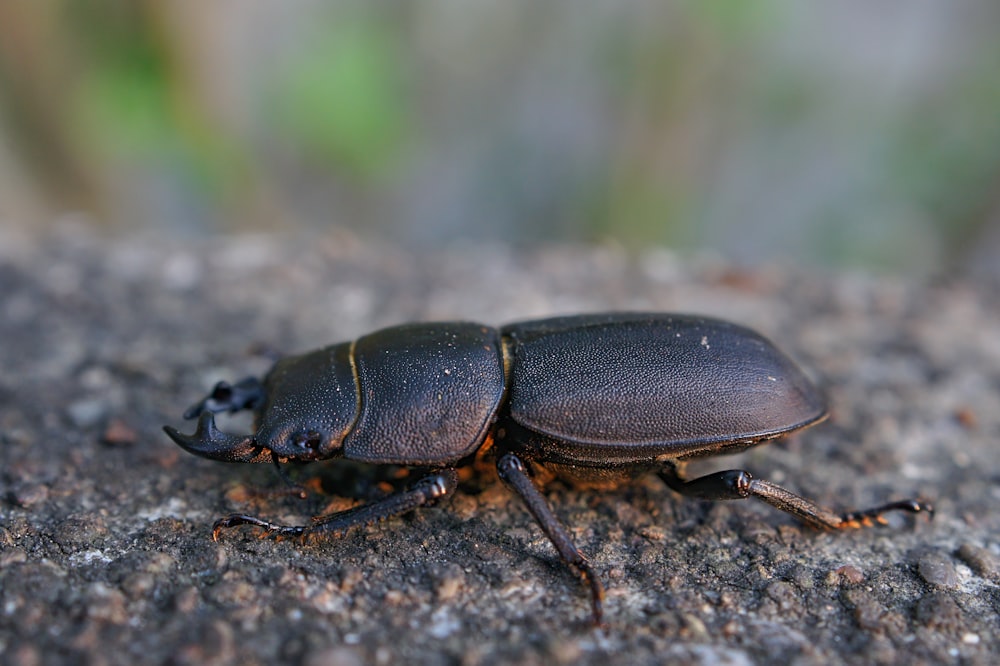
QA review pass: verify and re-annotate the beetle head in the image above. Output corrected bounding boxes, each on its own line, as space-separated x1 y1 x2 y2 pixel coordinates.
245 344 358 462
164 376 270 462
166 344 357 464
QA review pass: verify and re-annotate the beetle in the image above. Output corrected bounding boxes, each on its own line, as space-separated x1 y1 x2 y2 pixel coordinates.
164 313 931 624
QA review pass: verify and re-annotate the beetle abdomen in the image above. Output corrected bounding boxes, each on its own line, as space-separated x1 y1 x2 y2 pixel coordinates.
343 322 506 465
502 313 827 460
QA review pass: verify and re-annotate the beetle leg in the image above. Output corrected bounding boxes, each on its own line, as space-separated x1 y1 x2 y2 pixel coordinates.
658 464 932 530
212 469 459 541
213 514 305 540
497 452 606 627
270 456 310 500
306 469 458 535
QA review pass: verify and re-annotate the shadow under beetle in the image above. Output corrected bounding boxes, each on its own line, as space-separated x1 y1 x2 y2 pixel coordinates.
164 313 931 625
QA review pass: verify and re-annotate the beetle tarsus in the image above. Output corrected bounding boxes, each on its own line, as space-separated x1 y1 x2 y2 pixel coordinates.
498 452 606 627
581 565 606 628
212 514 305 541
837 498 934 529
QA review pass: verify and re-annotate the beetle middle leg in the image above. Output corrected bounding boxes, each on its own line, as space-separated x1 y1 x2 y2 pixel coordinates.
497 452 606 626
212 469 459 541
658 463 932 530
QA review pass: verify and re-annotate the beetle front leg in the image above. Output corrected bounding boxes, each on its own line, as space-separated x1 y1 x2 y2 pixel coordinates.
497 452 606 627
658 463 932 530
213 469 459 541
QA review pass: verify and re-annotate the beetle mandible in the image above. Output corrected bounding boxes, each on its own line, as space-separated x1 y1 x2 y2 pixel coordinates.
164 313 931 624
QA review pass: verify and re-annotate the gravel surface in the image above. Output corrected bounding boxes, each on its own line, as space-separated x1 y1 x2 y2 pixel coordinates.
1 228 998 665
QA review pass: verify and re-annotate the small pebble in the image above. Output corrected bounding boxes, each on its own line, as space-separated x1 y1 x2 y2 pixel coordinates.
917 552 959 589
956 543 999 582
303 646 364 666
8 485 48 508
832 565 865 585
101 419 138 446
66 398 109 428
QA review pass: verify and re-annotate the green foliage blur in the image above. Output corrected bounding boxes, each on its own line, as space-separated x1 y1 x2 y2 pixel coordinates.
1 1 999 275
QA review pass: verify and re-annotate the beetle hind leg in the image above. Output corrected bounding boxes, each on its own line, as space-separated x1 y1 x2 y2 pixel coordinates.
497 452 606 627
658 464 932 530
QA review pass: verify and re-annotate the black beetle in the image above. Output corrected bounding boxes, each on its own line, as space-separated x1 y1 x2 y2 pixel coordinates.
164 313 930 624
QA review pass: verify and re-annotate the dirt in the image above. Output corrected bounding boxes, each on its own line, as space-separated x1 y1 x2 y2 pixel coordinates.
1 228 997 665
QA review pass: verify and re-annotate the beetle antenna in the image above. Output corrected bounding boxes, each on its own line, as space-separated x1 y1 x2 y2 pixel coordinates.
183 376 264 419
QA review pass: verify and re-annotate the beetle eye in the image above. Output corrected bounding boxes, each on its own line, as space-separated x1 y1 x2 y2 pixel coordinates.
292 430 321 451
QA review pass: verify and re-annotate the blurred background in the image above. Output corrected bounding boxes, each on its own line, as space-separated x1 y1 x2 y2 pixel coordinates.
1 0 999 277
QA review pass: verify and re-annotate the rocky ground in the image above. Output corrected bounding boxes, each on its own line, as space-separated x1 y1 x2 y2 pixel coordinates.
1 227 997 665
